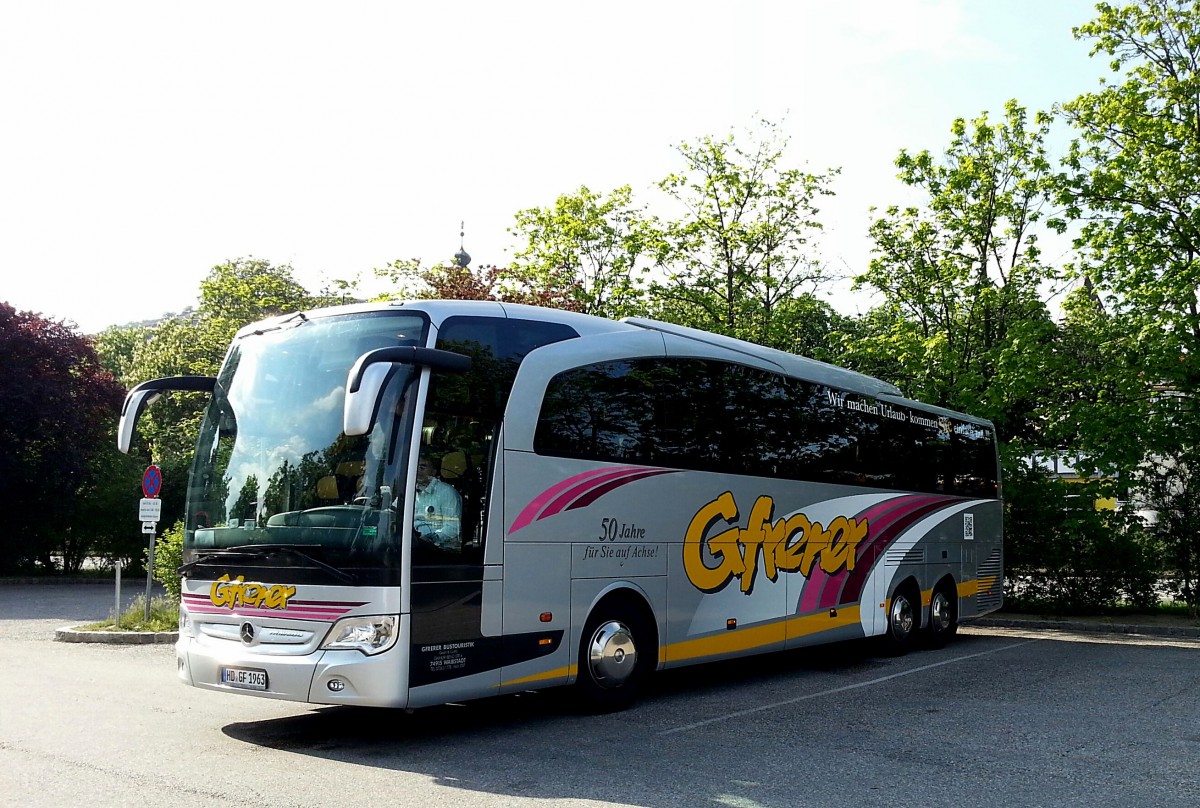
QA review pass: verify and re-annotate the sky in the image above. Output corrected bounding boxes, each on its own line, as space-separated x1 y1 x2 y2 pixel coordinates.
1 0 1107 334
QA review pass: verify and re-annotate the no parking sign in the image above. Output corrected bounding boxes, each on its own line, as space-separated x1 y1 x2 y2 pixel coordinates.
142 465 162 498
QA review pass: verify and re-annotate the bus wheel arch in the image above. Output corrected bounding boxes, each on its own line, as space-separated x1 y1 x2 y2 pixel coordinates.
576 589 658 712
882 577 921 655
925 576 959 648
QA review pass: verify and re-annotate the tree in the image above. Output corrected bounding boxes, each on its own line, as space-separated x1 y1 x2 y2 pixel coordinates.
65 438 147 573
838 103 1157 608
847 102 1059 443
121 315 217 463
509 185 654 319
374 258 584 311
121 258 348 462
651 120 839 349
113 258 350 533
0 304 127 573
198 257 317 330
93 324 149 381
1059 0 1200 467
1041 286 1155 473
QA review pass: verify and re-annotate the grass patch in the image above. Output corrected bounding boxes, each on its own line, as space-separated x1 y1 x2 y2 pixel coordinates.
76 594 177 633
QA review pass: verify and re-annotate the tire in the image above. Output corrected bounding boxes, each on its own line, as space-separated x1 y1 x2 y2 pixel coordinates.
882 583 919 655
925 583 959 649
576 599 655 713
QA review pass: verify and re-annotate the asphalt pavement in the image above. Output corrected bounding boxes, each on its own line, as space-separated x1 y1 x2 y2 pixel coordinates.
3 582 1198 808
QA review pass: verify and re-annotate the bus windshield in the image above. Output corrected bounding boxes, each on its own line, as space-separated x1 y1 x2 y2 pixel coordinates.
183 311 428 580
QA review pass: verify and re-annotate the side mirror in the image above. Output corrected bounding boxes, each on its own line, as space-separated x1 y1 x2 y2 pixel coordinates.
117 376 217 454
343 347 471 437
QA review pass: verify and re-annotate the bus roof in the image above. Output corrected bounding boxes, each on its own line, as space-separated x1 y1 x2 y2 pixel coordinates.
622 317 903 399
235 299 998 425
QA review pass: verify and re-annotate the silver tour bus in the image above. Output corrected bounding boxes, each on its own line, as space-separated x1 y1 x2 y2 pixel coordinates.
118 300 1003 711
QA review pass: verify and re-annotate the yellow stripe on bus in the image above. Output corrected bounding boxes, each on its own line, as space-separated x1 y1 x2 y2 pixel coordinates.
663 606 862 664
957 576 997 598
500 664 576 688
497 580 1007 690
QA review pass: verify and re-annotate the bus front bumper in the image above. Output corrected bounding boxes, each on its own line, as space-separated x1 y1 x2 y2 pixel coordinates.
176 636 409 708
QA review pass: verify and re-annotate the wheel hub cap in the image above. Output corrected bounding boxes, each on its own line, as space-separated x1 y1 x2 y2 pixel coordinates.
588 621 638 687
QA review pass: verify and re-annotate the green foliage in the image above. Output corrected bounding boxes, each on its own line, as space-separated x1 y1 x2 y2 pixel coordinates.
650 120 839 350
1042 288 1155 473
1139 450 1200 615
848 102 1059 442
1005 461 1161 613
79 594 177 633
198 257 316 330
63 442 147 573
1060 0 1200 463
123 316 216 463
152 520 184 603
510 185 655 319
104 257 353 534
93 325 149 381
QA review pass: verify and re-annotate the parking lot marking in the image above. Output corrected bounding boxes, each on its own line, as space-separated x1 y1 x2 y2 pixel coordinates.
660 639 1039 735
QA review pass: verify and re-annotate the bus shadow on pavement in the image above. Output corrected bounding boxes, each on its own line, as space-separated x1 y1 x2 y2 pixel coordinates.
221 686 577 752
218 636 986 804
220 634 890 752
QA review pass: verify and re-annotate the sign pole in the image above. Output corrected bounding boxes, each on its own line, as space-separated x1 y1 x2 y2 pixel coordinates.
144 533 155 622
140 466 163 624
114 560 122 629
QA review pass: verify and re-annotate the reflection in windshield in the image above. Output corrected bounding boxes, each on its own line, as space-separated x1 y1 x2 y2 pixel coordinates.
184 312 428 575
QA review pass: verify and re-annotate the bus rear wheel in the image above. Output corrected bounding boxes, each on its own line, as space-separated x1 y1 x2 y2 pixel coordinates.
576 600 654 712
925 583 958 648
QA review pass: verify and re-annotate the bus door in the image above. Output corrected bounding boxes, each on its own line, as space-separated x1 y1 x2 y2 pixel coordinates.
404 363 501 705
406 314 579 705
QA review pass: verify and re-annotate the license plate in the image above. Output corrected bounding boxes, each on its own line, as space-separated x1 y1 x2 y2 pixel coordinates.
221 666 268 691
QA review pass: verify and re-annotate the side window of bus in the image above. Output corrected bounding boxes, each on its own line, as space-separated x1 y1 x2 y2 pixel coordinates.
535 358 999 499
535 357 737 470
955 423 999 498
533 359 658 463
418 316 579 565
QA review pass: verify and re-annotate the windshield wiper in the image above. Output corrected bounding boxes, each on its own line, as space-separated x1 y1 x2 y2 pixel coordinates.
245 310 309 337
178 544 356 584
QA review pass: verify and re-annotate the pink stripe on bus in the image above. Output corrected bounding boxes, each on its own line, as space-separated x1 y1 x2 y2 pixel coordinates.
566 469 678 511
508 466 641 534
798 494 940 614
539 467 657 520
184 604 354 622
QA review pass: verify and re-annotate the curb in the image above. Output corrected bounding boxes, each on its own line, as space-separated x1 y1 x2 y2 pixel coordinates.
54 626 178 645
974 616 1200 639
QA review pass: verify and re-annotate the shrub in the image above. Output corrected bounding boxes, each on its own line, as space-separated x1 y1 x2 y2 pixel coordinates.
150 520 184 602
1005 466 1163 613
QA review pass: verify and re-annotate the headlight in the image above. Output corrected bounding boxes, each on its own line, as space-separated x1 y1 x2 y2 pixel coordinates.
320 615 398 655
178 605 192 637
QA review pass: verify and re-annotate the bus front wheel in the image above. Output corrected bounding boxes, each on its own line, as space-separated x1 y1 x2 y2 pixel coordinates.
576 600 654 712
